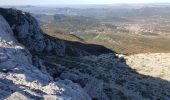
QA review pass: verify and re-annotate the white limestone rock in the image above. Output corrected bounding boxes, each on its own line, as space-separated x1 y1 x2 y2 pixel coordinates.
0 15 90 100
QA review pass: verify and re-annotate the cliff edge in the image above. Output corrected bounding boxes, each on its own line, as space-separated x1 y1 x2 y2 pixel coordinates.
0 13 90 100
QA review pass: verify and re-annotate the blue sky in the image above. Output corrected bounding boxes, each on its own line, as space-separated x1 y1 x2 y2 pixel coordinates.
0 0 170 5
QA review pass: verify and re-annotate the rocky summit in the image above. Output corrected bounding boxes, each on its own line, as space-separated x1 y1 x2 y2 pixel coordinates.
1 8 170 100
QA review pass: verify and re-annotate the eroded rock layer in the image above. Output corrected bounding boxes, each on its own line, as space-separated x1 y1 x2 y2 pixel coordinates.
0 14 90 100
1 8 170 100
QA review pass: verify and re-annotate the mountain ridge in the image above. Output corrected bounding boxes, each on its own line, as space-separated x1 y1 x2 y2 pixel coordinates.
1 8 170 100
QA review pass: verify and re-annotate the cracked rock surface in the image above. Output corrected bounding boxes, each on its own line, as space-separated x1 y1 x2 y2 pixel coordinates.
0 14 90 100
1 8 170 100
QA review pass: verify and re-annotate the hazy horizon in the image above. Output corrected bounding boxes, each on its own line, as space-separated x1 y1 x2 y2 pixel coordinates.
1 0 170 6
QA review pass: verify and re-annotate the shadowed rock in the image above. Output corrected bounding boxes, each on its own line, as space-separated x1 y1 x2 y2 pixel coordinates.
0 13 91 100
0 8 113 57
0 8 65 56
1 8 170 100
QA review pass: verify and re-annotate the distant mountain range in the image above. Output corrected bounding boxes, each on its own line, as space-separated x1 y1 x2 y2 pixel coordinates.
2 3 170 9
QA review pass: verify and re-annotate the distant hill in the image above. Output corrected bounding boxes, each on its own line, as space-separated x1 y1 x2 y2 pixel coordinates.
38 14 100 33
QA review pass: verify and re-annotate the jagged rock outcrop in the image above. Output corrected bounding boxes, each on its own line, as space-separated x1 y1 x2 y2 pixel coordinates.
0 8 65 56
1 7 170 100
0 14 90 100
0 8 113 57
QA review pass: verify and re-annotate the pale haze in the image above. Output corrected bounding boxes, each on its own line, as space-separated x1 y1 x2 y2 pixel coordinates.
0 0 170 5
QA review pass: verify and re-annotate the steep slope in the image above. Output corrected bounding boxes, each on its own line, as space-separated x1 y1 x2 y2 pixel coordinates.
41 53 170 100
0 14 90 99
0 8 112 57
0 8 65 56
1 8 170 100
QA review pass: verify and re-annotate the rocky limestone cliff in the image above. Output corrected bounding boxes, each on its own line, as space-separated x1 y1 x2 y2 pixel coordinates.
1 8 170 100
0 8 66 56
0 14 90 100
0 8 112 57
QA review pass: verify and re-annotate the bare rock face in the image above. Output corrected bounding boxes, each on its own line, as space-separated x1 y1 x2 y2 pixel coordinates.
0 15 90 100
2 7 170 100
0 8 65 56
